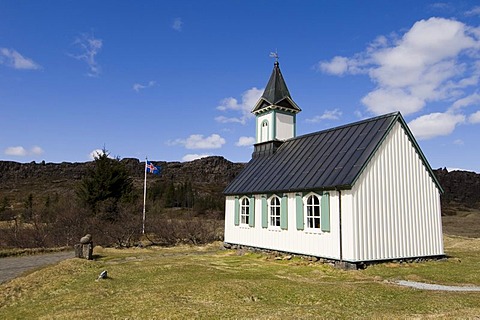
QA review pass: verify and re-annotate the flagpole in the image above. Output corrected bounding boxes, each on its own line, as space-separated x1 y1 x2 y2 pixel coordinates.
142 157 147 234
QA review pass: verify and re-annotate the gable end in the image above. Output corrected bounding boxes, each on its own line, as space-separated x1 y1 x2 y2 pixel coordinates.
349 113 443 194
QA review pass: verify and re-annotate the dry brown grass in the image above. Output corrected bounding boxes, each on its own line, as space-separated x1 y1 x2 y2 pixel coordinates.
442 207 480 238
1 236 479 319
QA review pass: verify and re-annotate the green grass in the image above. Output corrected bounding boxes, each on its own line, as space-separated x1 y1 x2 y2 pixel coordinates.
1 236 479 319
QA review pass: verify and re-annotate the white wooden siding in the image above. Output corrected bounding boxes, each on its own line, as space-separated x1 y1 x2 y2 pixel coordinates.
256 113 273 143
255 111 294 143
276 112 294 140
342 122 443 262
225 192 341 259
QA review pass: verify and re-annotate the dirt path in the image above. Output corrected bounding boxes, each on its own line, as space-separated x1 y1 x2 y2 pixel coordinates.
0 251 74 284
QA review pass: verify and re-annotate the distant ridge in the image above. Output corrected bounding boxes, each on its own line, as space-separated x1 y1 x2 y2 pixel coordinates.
0 157 479 214
0 156 244 208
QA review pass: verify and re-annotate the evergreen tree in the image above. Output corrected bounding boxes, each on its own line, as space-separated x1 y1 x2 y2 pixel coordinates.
0 196 9 213
23 193 34 221
164 181 176 208
41 194 55 222
76 149 133 220
0 196 13 221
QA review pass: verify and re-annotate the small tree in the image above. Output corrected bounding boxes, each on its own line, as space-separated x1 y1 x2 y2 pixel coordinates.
164 181 176 208
23 193 34 221
0 196 14 221
76 149 133 221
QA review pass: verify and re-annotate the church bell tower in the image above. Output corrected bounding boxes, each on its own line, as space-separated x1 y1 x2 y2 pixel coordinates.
252 60 301 146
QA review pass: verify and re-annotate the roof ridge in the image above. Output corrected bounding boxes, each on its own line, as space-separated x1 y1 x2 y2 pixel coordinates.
290 112 400 141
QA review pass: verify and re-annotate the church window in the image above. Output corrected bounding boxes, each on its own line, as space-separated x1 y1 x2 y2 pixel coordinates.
306 194 321 229
261 120 269 142
240 197 250 225
269 196 281 227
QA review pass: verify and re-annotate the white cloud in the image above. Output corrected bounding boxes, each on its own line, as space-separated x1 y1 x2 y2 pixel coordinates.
70 33 103 77
215 115 245 124
408 112 465 140
5 146 27 156
0 48 41 70
465 6 480 16
133 84 144 92
430 3 452 10
216 87 263 125
169 134 226 150
453 139 464 145
306 109 343 123
172 18 183 31
451 92 480 110
361 88 426 115
4 146 44 156
185 134 225 149
468 110 480 123
31 146 44 155
88 148 114 160
235 136 255 147
318 17 480 118
316 55 368 76
133 81 156 92
317 56 349 75
354 110 364 119
89 149 103 160
182 154 210 162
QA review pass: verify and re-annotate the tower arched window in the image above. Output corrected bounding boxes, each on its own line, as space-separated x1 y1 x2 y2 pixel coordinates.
261 120 269 142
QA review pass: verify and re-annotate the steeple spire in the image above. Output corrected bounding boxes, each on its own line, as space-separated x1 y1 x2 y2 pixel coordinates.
252 60 301 114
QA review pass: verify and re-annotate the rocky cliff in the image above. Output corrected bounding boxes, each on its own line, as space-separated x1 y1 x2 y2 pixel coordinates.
0 157 245 207
1 157 479 214
434 168 480 210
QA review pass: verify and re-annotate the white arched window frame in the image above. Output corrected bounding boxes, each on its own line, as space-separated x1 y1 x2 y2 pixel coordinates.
305 193 321 230
261 120 269 142
268 196 281 228
240 197 250 225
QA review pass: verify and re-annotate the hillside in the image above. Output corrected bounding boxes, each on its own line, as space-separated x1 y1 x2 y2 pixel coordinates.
0 156 244 208
0 157 479 237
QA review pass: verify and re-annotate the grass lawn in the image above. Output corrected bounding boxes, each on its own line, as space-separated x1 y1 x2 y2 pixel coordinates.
1 235 479 319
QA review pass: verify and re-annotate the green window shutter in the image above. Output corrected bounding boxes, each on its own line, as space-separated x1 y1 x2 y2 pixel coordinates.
234 196 240 226
280 194 288 230
321 192 330 232
261 196 268 228
295 193 304 230
249 196 255 227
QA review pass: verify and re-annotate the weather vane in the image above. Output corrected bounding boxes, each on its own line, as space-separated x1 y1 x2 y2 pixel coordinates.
269 50 279 63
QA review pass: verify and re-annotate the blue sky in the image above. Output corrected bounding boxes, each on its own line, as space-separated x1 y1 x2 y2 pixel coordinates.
1 1 480 172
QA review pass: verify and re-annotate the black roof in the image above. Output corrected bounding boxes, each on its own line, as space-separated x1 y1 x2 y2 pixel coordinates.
224 112 443 195
252 61 301 114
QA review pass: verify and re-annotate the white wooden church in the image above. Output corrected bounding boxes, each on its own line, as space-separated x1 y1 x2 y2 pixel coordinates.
223 61 444 265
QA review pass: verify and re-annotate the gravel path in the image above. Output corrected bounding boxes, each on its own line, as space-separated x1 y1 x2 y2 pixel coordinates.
0 251 74 284
396 280 480 292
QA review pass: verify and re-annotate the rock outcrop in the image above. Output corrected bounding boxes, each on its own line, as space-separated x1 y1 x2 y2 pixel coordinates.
1 157 479 215
0 156 245 209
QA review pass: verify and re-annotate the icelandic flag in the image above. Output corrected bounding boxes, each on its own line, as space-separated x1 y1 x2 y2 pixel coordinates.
146 161 161 174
